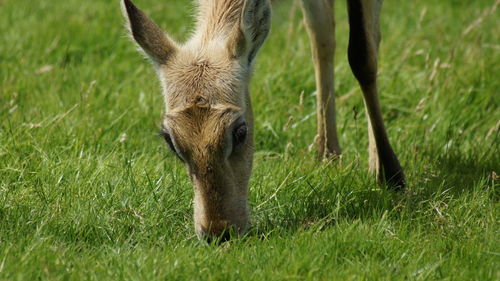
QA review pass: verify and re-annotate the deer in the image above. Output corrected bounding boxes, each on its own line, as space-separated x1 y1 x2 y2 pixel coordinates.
120 0 405 241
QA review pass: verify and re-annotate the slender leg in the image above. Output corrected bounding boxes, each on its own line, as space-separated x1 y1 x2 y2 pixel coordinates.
300 0 341 159
347 0 405 188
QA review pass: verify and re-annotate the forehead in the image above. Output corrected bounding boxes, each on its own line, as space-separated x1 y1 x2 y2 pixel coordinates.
160 49 245 111
165 103 240 131
164 104 242 152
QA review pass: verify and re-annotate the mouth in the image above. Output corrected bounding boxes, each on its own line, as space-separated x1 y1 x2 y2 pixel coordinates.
199 230 232 244
195 218 248 243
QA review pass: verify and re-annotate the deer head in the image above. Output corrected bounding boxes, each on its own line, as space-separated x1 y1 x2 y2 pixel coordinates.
121 0 271 241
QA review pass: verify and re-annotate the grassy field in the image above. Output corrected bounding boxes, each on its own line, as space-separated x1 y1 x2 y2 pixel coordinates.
1 0 499 280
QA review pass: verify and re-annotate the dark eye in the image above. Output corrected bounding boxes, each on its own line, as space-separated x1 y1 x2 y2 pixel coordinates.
159 128 180 158
233 122 248 146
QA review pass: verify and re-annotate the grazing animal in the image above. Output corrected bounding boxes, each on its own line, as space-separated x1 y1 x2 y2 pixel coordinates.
121 0 405 241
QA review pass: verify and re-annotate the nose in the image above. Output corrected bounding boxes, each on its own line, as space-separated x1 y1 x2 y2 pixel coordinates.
195 224 237 243
203 230 232 244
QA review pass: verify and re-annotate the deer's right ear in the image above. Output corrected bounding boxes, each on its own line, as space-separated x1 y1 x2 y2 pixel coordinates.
121 0 177 65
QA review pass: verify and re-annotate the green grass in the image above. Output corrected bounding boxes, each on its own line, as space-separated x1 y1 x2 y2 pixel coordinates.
1 0 498 280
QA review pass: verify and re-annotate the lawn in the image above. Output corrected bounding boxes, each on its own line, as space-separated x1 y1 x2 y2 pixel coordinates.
0 0 498 280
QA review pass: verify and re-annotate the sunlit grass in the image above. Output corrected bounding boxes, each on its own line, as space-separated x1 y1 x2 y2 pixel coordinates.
0 0 498 280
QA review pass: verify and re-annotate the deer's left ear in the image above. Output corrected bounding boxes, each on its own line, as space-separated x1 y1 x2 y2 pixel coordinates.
227 0 271 66
121 0 178 65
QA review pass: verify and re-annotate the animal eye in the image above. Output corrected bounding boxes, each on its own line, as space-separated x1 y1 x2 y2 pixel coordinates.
159 129 180 157
233 122 248 146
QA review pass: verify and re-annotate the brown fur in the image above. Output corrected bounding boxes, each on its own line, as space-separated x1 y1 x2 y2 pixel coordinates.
121 0 405 240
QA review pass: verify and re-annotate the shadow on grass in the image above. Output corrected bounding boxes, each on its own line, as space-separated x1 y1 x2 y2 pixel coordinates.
247 148 497 239
433 152 497 193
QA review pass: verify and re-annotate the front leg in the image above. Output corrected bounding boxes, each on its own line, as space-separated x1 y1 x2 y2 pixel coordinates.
300 0 341 160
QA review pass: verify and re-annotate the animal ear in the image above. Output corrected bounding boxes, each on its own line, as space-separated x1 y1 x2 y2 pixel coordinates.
121 0 177 65
227 0 271 65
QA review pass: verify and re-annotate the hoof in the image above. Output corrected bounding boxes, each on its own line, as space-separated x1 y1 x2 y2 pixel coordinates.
379 166 405 190
309 135 342 162
321 150 342 164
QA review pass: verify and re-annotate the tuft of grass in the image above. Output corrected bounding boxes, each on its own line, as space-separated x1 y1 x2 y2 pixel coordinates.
0 0 498 280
